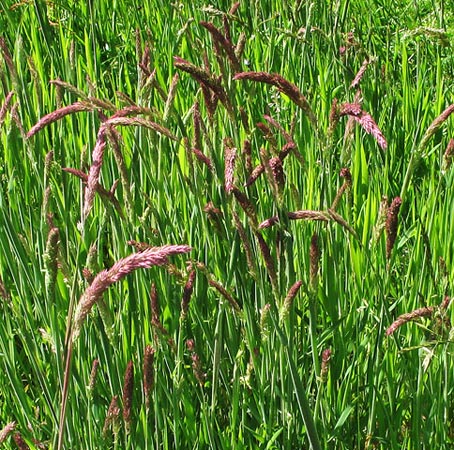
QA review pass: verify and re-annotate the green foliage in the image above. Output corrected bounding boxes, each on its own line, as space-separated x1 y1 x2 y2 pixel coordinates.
1 0 454 449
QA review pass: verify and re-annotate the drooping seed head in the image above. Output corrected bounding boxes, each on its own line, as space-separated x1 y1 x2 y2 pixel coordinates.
386 306 434 336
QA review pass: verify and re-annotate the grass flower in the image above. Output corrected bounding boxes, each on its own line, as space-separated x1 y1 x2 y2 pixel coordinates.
163 72 179 122
442 138 454 172
232 211 256 276
72 245 191 340
200 21 241 72
232 187 258 226
234 71 318 131
259 303 271 341
418 104 454 154
103 395 120 437
310 233 320 291
44 226 59 301
122 360 134 432
350 58 371 89
88 359 99 393
385 197 402 260
143 345 155 409
0 90 14 128
83 126 108 218
386 306 434 336
320 349 332 382
280 280 303 322
224 138 237 194
174 56 232 114
0 422 16 444
180 269 196 320
254 231 277 291
0 275 10 301
339 102 387 150
259 210 329 229
26 102 94 139
13 433 29 450
186 339 206 386
208 279 241 313
192 147 214 171
62 167 124 217
192 101 202 150
331 168 352 210
150 283 169 336
242 139 252 174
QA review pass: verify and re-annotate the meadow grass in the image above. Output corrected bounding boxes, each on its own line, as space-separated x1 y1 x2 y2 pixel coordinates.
1 0 454 448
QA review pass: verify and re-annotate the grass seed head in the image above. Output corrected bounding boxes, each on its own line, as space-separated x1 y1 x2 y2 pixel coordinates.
0 422 16 444
192 101 202 149
224 138 237 194
163 72 179 122
442 138 454 172
245 163 265 187
280 280 303 322
122 361 134 431
186 340 206 386
88 359 99 393
208 279 241 313
232 211 256 276
242 139 252 174
0 38 18 85
386 306 434 336
269 156 285 193
143 345 155 408
192 147 214 171
103 395 120 437
27 102 93 139
200 21 241 73
320 348 332 382
370 196 389 248
72 246 191 340
84 126 108 218
180 270 196 320
44 227 60 301
232 187 258 226
310 233 320 291
350 58 371 89
254 231 277 291
328 98 340 136
12 433 29 450
260 303 271 340
0 90 14 128
385 196 402 260
0 275 10 301
418 104 454 154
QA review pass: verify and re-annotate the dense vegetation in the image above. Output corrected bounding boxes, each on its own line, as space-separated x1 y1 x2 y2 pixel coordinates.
1 1 454 448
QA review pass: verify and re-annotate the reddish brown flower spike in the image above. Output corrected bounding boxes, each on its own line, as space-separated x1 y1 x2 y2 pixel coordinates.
13 433 30 450
385 197 402 260
181 270 196 319
122 361 134 431
320 348 332 382
269 157 285 190
386 306 434 336
0 422 16 444
143 345 155 408
224 139 237 194
310 233 320 290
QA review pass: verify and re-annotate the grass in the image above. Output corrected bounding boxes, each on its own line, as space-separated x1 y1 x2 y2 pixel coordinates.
1 0 454 448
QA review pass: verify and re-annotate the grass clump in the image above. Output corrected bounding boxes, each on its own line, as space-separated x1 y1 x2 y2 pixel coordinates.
1 1 454 449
